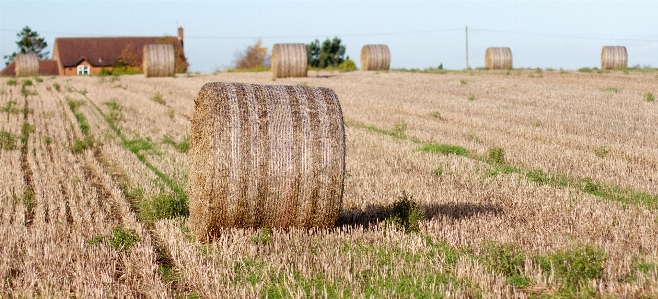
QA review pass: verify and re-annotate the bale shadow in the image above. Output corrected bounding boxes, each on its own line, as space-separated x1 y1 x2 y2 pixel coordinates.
336 202 503 228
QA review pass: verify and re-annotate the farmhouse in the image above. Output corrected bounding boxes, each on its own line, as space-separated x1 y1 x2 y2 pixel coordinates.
0 27 187 76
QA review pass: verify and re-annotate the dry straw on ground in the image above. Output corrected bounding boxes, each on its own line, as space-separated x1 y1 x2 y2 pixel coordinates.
188 82 345 239
271 44 307 78
360 45 390 71
15 53 39 76
485 47 513 70
601 46 628 70
143 44 175 77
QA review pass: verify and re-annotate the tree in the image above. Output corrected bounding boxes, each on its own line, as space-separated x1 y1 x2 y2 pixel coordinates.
3 26 49 66
233 38 270 70
306 37 346 68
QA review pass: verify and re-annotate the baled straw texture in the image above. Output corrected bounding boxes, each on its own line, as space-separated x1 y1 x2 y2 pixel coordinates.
601 46 627 70
485 47 513 70
15 53 39 76
189 82 346 239
360 45 390 71
271 44 307 79
143 44 175 77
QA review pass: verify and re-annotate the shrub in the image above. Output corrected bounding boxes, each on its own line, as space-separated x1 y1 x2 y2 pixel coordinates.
383 192 425 233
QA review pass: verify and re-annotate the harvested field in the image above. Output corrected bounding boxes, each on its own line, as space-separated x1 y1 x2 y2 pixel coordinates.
1 69 657 298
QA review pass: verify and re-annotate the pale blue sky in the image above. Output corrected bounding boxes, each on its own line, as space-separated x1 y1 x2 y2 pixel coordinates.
2 1 657 72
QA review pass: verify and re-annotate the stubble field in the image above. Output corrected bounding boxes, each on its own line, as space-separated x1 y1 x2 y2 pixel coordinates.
1 69 657 298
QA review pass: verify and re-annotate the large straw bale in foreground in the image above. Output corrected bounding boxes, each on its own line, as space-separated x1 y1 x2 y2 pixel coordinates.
143 44 175 77
15 54 39 76
189 82 346 239
601 46 627 70
271 44 307 78
360 45 390 71
485 47 513 70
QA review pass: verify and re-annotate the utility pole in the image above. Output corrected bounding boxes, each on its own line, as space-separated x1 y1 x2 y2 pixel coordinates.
465 26 469 70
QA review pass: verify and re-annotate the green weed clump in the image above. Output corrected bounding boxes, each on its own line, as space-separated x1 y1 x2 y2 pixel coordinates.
535 245 606 294
22 79 33 87
645 92 655 102
578 67 593 73
88 225 141 251
251 227 272 245
416 144 468 157
52 83 60 91
594 146 609 158
468 94 477 101
151 92 166 105
429 111 442 119
487 147 505 164
383 192 425 233
71 136 95 153
602 87 619 93
162 135 190 153
480 242 530 287
6 79 17 86
1 131 19 150
138 192 189 223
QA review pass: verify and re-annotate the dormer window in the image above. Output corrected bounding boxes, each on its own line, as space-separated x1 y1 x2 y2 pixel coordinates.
77 65 89 75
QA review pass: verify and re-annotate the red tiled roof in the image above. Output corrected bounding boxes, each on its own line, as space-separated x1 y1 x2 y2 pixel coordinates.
0 60 60 76
53 36 184 67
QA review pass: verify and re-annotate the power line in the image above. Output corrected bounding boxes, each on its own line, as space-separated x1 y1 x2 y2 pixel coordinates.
470 28 658 42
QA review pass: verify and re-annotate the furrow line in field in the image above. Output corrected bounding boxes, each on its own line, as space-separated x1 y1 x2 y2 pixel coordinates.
67 90 191 295
346 119 658 210
19 89 36 226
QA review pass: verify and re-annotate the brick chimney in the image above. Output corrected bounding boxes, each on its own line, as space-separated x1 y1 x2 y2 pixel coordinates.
178 26 184 48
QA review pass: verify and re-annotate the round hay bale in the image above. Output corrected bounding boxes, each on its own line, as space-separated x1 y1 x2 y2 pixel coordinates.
601 46 627 70
143 44 175 77
485 47 513 70
360 45 390 71
189 82 345 239
15 54 39 76
271 44 307 79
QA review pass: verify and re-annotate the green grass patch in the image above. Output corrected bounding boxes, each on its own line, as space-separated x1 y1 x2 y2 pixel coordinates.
429 111 442 119
480 242 530 288
20 123 35 144
224 66 271 73
535 245 606 295
415 144 468 157
150 92 166 105
87 225 141 251
6 79 17 86
138 192 189 223
250 227 272 245
1 100 32 115
22 79 33 87
578 67 593 73
487 147 505 164
594 146 609 158
20 86 37 97
162 135 190 153
71 136 95 154
645 92 655 102
158 264 183 282
468 94 477 101
33 76 43 83
125 135 160 158
52 83 60 91
431 166 444 176
602 87 619 93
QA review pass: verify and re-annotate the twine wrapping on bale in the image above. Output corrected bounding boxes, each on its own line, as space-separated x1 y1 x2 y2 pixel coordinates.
360 45 390 71
601 46 627 70
15 54 39 76
485 47 513 70
189 82 346 239
271 44 307 79
143 44 175 77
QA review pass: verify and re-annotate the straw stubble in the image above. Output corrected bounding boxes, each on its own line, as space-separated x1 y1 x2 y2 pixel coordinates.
189 82 345 239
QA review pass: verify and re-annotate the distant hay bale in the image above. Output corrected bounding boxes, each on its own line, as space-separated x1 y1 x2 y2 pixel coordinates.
360 45 390 71
271 44 307 78
485 47 513 70
189 82 345 239
601 46 627 70
143 44 175 77
15 54 39 76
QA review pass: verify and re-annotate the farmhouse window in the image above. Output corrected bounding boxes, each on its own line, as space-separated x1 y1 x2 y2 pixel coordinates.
77 65 89 75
